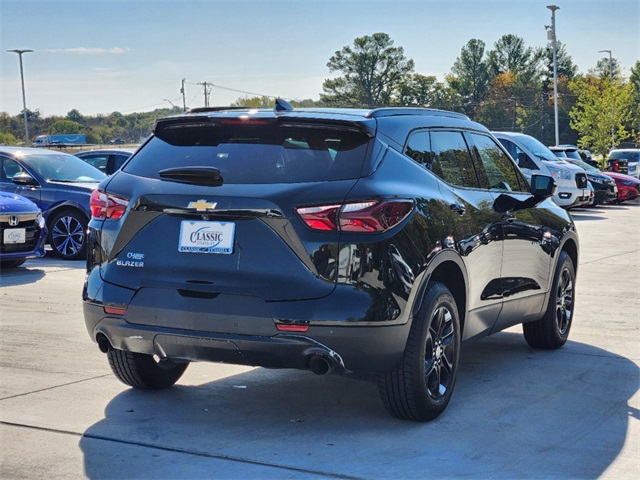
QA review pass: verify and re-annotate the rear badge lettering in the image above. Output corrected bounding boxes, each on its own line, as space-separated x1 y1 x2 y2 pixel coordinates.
117 252 145 267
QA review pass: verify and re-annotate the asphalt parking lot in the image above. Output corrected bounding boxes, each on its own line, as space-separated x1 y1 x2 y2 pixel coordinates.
1 200 638 479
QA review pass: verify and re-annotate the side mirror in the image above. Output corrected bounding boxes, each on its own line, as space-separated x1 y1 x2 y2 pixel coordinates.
530 174 557 198
11 172 39 187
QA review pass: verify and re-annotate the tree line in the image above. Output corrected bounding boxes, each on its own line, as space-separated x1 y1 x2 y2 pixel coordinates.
1 32 638 161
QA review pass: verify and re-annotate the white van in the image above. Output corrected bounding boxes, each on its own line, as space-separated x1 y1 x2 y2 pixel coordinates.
493 132 590 208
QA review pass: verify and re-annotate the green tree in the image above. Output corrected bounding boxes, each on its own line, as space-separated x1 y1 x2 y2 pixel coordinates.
487 34 541 78
321 33 415 107
569 76 633 160
66 109 85 124
230 96 274 108
48 119 83 134
395 74 439 106
449 39 489 112
628 61 640 140
591 57 622 81
0 131 18 145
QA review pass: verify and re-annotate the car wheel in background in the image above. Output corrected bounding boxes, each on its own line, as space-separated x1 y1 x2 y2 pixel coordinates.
107 349 189 389
49 210 88 260
378 282 461 422
523 251 575 349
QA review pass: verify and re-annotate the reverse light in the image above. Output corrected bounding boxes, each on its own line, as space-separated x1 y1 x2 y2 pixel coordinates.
296 199 414 233
91 190 129 220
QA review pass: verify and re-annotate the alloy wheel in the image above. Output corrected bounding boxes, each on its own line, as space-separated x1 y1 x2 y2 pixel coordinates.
555 267 573 335
51 215 85 257
424 306 456 400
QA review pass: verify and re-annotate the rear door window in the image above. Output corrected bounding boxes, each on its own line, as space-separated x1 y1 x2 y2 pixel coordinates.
123 123 371 184
427 130 480 188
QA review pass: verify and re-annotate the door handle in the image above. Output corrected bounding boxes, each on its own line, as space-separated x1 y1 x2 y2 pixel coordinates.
450 203 466 216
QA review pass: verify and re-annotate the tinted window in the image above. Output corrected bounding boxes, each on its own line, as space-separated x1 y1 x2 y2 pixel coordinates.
1 158 28 181
498 138 539 170
469 133 526 192
429 131 479 188
124 124 370 184
80 154 110 173
113 154 131 171
405 131 432 169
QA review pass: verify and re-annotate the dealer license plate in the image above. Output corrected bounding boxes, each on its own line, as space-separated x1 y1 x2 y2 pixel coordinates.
179 221 235 254
3 228 26 244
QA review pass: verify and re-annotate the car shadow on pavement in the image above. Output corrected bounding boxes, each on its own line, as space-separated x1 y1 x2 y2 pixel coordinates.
79 331 638 479
0 265 45 286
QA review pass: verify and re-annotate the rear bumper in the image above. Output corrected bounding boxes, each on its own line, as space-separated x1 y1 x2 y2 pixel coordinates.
83 301 411 374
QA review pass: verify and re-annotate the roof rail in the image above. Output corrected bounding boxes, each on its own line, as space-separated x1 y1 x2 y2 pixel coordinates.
366 107 469 120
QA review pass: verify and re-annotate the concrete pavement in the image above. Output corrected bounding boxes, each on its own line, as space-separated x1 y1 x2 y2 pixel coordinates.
1 200 638 479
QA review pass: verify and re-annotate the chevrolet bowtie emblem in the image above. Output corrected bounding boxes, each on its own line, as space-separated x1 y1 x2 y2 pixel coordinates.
187 199 217 212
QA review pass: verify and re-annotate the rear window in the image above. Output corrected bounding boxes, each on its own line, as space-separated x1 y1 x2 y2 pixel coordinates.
123 124 371 184
609 150 639 162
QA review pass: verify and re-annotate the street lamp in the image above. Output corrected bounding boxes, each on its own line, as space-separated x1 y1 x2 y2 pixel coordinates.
6 49 34 145
546 5 560 146
163 99 178 108
598 49 615 149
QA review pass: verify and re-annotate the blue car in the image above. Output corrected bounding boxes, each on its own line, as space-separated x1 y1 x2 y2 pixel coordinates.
0 147 106 260
0 191 47 269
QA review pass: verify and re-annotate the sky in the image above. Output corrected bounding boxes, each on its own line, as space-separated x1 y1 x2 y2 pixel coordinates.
1 0 638 117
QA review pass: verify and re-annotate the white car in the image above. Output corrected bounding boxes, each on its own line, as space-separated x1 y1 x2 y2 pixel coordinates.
493 132 590 208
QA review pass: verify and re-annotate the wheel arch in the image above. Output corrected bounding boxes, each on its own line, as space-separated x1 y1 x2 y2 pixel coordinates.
45 203 89 230
413 251 468 336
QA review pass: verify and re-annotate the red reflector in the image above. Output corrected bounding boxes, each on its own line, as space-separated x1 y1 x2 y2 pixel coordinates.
104 306 127 315
91 190 129 220
295 204 341 231
276 324 310 332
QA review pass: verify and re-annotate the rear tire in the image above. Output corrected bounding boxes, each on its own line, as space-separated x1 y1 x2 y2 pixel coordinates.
107 349 189 389
523 251 575 349
378 282 461 422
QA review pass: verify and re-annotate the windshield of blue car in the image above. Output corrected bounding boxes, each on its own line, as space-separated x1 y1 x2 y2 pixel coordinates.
19 153 107 182
516 136 561 162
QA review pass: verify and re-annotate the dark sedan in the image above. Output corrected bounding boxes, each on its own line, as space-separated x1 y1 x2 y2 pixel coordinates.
75 148 135 176
0 191 47 268
551 150 617 205
0 147 107 259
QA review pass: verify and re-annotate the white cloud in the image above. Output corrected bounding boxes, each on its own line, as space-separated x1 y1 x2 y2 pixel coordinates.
41 47 130 55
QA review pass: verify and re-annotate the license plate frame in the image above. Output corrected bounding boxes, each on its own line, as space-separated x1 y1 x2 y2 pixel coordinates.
3 228 26 244
179 221 235 254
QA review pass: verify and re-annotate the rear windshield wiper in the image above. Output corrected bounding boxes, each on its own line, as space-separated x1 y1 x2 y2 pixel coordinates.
158 167 223 186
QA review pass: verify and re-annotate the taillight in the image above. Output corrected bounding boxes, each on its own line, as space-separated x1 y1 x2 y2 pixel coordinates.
296 199 413 233
90 190 129 220
610 160 619 172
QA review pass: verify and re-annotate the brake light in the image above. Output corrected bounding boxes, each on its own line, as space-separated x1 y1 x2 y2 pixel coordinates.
296 199 413 233
91 190 129 220
610 160 619 172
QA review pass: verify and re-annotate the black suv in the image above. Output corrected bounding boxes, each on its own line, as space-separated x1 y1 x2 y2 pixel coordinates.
83 101 579 421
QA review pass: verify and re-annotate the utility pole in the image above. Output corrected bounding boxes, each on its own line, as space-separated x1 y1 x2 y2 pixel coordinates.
599 49 615 148
546 5 560 146
180 78 186 112
6 49 34 145
197 82 212 107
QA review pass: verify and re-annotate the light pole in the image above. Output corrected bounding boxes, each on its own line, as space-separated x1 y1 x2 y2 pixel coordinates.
598 49 615 148
546 5 560 146
163 99 178 109
6 49 34 145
